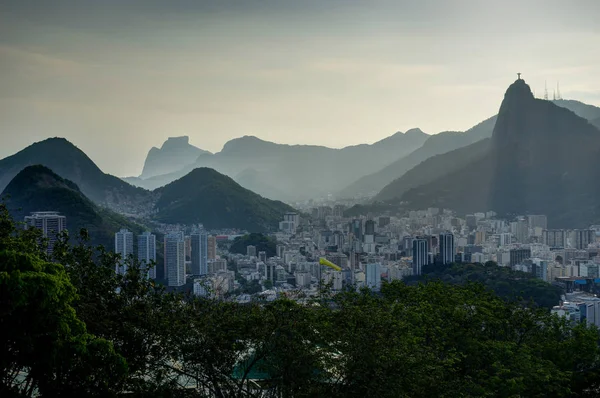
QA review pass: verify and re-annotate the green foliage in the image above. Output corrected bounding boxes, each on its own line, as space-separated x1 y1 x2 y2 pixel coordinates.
0 204 127 397
407 262 562 309
2 206 600 397
3 165 145 248
154 167 294 232
229 233 277 257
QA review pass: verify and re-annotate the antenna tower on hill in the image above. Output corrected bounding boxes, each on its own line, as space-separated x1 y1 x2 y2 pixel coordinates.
556 82 562 100
544 81 548 100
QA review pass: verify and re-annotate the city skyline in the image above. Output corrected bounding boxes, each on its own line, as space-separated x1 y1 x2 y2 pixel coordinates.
1 0 599 175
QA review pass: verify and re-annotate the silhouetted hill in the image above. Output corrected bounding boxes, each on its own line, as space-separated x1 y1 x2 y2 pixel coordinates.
552 99 600 121
376 138 492 201
593 117 600 130
154 168 295 232
140 136 211 179
2 165 143 248
339 116 497 198
126 130 429 201
398 79 600 228
0 138 149 208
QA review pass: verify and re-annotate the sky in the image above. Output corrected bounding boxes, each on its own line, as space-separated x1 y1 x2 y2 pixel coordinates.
1 0 599 176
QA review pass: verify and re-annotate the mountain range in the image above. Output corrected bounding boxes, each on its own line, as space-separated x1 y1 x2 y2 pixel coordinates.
0 138 150 211
374 96 600 205
2 165 144 248
339 116 498 198
123 129 430 201
392 79 600 228
0 140 296 233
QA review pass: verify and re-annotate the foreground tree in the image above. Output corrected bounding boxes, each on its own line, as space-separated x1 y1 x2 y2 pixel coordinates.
0 205 127 397
2 203 600 397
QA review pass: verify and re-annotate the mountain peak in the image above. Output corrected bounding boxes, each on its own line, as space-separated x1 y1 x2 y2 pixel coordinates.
161 136 190 149
405 128 426 136
140 136 209 179
502 78 535 104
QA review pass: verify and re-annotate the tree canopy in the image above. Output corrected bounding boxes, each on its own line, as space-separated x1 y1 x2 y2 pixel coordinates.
1 203 600 397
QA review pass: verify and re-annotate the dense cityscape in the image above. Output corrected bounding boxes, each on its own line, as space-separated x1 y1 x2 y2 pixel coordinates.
25 204 600 327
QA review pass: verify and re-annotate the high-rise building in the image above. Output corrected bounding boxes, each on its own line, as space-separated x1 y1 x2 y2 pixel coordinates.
412 238 429 276
402 236 414 255
511 218 529 243
366 263 381 291
207 235 217 260
323 270 343 290
378 216 391 228
247 245 257 257
439 232 455 265
510 248 531 268
191 231 208 276
24 211 66 255
184 235 192 260
571 229 593 250
138 232 156 279
276 244 286 258
542 229 566 248
264 263 276 282
326 253 349 269
498 233 512 247
279 212 300 233
365 220 376 236
165 233 185 287
465 215 477 231
258 251 267 263
350 219 363 242
528 215 548 230
114 228 134 275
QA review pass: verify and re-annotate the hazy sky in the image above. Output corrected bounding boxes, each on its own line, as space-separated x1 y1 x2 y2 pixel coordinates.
1 0 599 176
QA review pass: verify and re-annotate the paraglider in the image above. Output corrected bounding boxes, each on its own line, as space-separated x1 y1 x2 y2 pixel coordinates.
319 257 342 271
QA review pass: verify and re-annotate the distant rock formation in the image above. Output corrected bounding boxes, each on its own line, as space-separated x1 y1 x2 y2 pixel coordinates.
396 78 600 228
140 136 211 179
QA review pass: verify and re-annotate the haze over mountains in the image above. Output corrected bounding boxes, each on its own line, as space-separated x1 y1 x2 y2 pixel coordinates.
0 138 150 210
391 79 600 228
3 165 143 248
1 78 600 230
123 129 430 201
122 96 600 204
140 136 211 179
0 140 295 232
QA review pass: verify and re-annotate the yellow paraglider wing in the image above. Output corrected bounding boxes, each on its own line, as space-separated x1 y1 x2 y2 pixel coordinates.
319 257 342 271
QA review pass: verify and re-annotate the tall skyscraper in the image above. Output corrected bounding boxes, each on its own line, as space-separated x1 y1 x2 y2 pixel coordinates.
247 245 257 257
165 233 186 287
412 237 429 276
350 219 363 242
439 232 455 265
207 235 217 260
511 218 529 244
510 248 531 268
24 211 66 255
366 263 381 291
114 228 134 275
138 232 156 279
191 231 208 276
571 229 593 250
